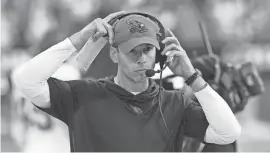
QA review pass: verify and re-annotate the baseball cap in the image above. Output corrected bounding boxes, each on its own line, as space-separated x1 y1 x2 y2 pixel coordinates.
113 14 161 53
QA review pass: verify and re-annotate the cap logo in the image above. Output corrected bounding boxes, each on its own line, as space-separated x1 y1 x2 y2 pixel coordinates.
126 20 148 33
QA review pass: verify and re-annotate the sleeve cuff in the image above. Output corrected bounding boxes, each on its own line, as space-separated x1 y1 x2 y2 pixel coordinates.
194 83 212 94
66 38 77 52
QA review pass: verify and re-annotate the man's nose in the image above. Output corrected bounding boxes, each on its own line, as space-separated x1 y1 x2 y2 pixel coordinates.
137 52 147 64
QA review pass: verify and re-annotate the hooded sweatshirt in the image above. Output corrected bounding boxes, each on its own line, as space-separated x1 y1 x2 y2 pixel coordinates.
36 75 208 152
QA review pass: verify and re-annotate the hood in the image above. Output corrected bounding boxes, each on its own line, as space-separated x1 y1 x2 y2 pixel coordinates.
98 76 161 114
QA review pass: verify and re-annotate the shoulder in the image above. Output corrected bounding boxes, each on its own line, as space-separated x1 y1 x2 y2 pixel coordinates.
70 78 108 96
48 77 107 97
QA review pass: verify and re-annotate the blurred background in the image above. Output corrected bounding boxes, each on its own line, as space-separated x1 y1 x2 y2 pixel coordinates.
1 0 270 152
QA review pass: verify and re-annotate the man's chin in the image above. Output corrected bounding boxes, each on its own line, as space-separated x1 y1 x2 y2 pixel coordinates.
133 74 148 83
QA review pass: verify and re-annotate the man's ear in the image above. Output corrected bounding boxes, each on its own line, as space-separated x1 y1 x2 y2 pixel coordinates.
110 46 118 63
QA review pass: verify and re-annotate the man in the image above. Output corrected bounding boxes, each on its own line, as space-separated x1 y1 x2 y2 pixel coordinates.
13 11 241 152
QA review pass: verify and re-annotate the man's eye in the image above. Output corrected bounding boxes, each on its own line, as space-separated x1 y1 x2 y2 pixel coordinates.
144 46 153 52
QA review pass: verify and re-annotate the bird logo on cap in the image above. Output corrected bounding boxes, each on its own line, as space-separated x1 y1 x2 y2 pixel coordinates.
126 20 148 33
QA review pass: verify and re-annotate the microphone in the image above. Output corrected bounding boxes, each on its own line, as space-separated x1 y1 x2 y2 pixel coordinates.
145 69 161 77
145 61 170 77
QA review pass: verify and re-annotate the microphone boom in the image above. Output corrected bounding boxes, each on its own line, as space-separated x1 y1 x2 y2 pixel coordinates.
145 62 170 77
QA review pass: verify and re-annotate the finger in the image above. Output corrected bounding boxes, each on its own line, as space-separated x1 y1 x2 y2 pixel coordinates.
165 29 175 37
102 20 114 44
162 37 179 46
166 50 186 63
165 29 185 51
92 19 107 41
82 22 97 38
103 11 127 23
92 31 105 42
161 43 179 55
166 50 178 63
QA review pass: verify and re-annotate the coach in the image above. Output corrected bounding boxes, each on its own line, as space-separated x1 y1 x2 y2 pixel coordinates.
13 11 241 152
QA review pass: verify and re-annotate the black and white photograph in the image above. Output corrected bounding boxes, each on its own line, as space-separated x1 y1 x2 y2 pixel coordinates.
1 0 270 152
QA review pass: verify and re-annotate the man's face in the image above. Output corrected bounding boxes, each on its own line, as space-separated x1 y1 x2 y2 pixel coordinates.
117 43 156 82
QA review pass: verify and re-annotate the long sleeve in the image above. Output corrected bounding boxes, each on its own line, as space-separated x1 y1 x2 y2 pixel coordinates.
13 38 77 107
194 85 241 144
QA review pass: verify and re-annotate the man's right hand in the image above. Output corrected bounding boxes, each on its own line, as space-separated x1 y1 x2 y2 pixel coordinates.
70 11 126 50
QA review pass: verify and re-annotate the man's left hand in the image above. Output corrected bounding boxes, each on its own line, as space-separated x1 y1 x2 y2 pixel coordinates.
161 29 196 80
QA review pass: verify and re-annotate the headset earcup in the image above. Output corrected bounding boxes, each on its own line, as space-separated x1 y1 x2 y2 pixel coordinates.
155 49 166 69
155 49 160 63
156 41 166 69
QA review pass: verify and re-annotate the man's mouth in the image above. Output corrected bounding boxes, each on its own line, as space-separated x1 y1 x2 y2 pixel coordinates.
134 69 148 72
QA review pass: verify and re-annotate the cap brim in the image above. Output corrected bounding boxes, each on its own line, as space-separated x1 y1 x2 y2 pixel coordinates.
118 37 160 53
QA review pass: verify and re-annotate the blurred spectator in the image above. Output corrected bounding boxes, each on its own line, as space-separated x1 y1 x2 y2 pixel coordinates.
10 62 81 152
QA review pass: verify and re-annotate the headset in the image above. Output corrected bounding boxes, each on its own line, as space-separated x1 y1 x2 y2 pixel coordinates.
108 12 167 70
108 12 174 151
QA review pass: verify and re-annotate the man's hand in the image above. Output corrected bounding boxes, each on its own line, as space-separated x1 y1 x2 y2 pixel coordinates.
70 11 126 50
161 29 207 91
161 29 196 80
